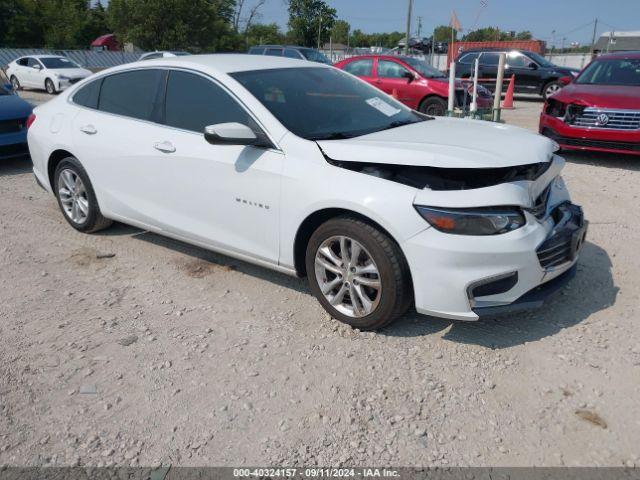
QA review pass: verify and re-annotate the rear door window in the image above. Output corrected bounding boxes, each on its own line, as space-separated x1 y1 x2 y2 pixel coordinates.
284 49 302 59
265 48 283 56
164 70 251 133
479 52 501 66
27 58 42 68
343 59 374 76
73 79 102 109
17 58 29 66
458 52 479 64
248 47 265 54
98 69 164 121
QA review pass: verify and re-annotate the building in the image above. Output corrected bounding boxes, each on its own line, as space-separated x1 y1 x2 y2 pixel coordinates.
594 31 640 53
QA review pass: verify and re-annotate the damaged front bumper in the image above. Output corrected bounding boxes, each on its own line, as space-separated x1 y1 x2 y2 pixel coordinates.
402 157 585 321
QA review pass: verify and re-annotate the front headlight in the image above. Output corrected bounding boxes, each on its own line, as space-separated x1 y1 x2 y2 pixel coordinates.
57 75 70 80
415 205 525 235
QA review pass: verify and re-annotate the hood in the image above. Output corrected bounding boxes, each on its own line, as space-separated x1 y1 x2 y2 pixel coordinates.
553 83 640 110
0 93 32 121
53 68 92 78
317 117 556 169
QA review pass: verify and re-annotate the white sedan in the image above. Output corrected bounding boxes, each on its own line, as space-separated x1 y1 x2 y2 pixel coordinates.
6 55 92 94
27 55 587 330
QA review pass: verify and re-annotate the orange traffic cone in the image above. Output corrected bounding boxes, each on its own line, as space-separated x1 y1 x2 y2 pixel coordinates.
391 88 399 99
502 74 515 109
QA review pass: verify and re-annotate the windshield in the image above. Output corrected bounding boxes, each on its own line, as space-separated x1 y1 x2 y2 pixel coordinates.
576 58 640 86
40 57 80 69
402 57 446 78
525 51 554 68
300 49 331 64
231 67 426 140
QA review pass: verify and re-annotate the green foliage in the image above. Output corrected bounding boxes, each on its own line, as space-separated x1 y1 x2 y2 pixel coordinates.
462 27 533 42
107 0 238 52
287 0 337 47
245 22 286 48
331 19 350 45
433 25 457 42
349 30 404 49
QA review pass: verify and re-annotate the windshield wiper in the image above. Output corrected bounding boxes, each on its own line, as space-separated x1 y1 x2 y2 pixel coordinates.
379 119 423 132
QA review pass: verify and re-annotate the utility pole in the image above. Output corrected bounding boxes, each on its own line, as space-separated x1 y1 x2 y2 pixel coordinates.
417 16 422 38
590 18 598 56
404 0 413 55
318 15 322 50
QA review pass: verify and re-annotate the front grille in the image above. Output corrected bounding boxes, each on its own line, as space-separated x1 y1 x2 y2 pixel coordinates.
0 118 26 134
571 108 640 131
0 142 29 159
536 203 586 269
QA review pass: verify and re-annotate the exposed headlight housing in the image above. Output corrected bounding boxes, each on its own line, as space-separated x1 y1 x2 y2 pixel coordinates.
415 205 525 235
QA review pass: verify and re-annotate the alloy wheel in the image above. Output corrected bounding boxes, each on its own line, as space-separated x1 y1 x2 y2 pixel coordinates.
58 169 89 224
46 79 55 94
545 83 561 98
314 235 382 318
10 76 20 90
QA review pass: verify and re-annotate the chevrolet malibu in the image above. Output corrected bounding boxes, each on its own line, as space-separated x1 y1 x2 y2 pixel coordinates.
27 55 587 330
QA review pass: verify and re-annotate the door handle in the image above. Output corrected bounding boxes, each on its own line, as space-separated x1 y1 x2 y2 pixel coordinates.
154 141 176 153
80 124 97 135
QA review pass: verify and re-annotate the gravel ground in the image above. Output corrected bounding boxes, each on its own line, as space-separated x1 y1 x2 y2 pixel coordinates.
1 91 639 468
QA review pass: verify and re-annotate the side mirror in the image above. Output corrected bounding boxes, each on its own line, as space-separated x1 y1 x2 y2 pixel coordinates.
33 64 42 70
204 122 272 148
402 70 415 82
528 62 538 70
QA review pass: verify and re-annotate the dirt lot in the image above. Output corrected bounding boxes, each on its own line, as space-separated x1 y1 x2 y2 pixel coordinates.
1 92 639 468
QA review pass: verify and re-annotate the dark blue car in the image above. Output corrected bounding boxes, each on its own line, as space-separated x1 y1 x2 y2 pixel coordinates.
0 79 33 160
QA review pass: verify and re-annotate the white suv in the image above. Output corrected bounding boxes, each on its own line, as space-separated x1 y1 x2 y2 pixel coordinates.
26 55 587 330
6 55 92 94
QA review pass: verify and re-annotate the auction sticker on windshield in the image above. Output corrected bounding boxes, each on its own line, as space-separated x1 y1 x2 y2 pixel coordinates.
366 97 401 117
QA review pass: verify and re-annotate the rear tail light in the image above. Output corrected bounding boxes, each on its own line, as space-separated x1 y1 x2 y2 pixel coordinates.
26 113 36 129
559 76 572 85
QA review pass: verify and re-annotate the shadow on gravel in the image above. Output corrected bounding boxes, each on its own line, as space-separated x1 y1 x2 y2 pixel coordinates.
0 156 32 176
382 241 617 349
128 230 310 294
563 151 640 172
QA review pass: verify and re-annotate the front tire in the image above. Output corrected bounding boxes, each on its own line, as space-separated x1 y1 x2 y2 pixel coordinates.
54 157 112 233
542 80 563 100
10 75 21 91
305 215 412 330
418 96 447 116
45 78 56 94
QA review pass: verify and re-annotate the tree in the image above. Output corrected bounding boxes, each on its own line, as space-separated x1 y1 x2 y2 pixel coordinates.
107 0 237 52
233 0 266 34
1 0 47 48
245 22 285 47
331 19 350 45
515 30 532 40
433 24 456 42
287 0 337 48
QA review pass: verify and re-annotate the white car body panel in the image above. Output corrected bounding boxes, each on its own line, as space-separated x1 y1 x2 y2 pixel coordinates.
27 55 583 321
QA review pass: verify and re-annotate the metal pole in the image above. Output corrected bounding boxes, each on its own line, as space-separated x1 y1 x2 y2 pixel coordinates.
318 15 322 50
590 18 598 56
470 57 479 114
430 27 436 66
404 0 413 55
492 52 506 122
447 61 456 115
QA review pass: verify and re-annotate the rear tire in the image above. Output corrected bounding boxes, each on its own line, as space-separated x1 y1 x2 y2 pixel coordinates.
305 215 412 330
45 78 56 95
418 96 447 116
10 75 21 91
53 157 112 233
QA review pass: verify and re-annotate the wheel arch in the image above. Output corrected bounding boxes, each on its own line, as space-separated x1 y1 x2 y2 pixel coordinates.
293 207 411 282
47 149 76 191
540 77 562 96
418 94 447 112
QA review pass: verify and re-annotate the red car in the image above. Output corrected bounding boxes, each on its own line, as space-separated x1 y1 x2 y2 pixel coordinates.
334 55 493 116
540 51 640 156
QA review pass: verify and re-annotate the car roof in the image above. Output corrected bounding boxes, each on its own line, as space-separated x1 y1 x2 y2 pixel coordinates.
252 45 311 50
459 48 534 54
595 51 640 60
111 53 325 74
340 54 412 61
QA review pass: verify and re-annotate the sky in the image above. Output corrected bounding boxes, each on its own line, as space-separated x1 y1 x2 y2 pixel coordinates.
249 0 640 47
